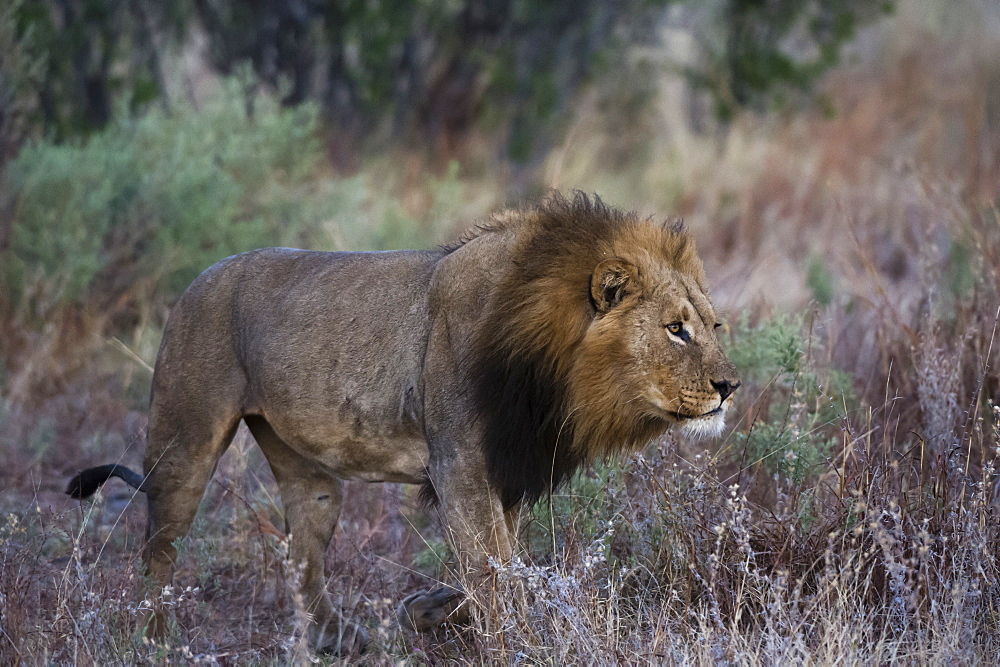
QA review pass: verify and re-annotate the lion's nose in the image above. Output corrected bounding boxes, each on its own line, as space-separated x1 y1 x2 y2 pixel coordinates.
711 379 740 402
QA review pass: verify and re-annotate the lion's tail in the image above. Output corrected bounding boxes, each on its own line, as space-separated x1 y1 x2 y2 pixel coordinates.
65 464 147 499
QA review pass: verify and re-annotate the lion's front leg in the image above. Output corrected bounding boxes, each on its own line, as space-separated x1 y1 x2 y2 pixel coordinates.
398 453 513 632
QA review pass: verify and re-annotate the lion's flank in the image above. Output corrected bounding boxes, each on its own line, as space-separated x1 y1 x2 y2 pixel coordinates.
467 191 701 509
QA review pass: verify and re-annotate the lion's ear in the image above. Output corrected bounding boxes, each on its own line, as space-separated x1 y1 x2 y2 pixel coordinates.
591 258 638 313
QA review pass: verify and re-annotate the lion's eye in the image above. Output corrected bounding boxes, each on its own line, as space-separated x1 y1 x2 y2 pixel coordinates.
665 322 690 342
714 323 722 329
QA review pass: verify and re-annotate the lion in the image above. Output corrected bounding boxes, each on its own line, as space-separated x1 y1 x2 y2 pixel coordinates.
66 192 740 654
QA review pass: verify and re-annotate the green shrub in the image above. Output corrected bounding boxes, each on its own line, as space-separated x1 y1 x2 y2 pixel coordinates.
729 315 856 485
411 537 450 577
807 256 836 306
728 314 804 378
2 74 326 317
526 460 622 555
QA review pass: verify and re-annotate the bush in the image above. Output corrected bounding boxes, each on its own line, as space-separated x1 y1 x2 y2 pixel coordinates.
1 75 325 321
729 315 855 485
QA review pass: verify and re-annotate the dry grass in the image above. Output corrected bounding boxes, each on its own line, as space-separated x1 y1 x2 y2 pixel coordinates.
2 0 1000 663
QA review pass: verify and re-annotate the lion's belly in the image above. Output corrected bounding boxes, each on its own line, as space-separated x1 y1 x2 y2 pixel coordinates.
262 410 431 484
314 433 431 484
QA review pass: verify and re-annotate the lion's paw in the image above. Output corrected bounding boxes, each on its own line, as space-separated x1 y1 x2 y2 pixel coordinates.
397 585 469 632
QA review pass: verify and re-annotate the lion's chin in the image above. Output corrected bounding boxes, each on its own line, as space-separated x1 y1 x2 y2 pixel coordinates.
678 410 727 440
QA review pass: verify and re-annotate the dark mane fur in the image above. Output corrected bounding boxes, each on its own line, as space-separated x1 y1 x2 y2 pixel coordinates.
469 191 646 509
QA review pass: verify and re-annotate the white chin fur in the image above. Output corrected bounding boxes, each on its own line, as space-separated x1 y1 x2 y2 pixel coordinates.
679 410 727 441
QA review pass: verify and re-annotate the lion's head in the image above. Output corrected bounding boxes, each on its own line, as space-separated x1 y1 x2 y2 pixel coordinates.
577 230 740 442
463 192 740 508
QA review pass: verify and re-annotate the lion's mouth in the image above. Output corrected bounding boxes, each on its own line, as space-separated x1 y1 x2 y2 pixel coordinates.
665 406 722 422
644 386 725 423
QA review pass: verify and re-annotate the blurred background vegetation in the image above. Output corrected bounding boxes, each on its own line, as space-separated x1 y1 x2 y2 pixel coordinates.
2 0 1000 661
1 0 887 152
0 0 899 400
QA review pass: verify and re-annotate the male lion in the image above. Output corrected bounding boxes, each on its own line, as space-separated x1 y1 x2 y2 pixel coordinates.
67 192 739 654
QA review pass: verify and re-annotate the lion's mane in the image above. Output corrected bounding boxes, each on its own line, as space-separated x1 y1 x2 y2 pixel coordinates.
453 192 703 508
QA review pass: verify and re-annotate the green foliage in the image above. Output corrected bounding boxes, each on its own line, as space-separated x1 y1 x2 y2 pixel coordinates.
740 418 835 485
2 0 894 157
195 0 669 161
412 537 450 577
2 74 327 317
527 461 621 555
691 0 895 120
807 256 836 306
7 0 190 141
946 238 976 300
0 0 44 162
730 316 855 484
728 314 804 379
26 414 55 460
176 517 225 592
316 159 465 252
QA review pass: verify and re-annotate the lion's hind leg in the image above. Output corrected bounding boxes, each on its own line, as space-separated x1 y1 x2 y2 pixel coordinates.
142 407 242 640
243 415 367 655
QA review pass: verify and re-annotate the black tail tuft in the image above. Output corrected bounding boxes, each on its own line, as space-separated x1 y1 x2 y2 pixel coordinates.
66 464 146 499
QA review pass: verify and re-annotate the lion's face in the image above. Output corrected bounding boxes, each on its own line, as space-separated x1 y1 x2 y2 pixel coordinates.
630 269 739 438
571 252 740 445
